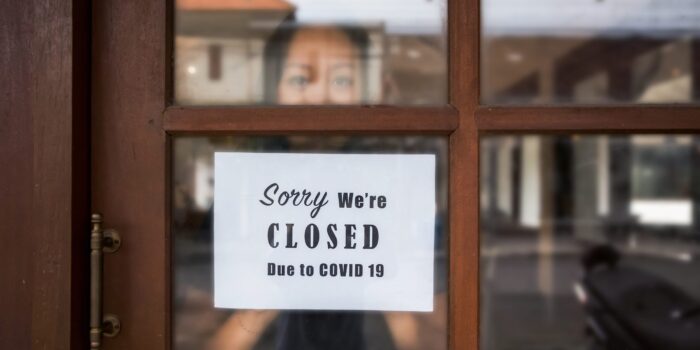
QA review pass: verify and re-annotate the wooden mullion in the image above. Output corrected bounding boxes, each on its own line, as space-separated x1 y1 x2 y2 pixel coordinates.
164 106 459 133
448 0 480 349
477 106 700 133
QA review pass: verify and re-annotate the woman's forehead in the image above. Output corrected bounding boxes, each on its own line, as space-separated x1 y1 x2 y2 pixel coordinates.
286 27 357 59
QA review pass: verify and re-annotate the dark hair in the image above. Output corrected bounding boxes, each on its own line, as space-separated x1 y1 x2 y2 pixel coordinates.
263 22 370 103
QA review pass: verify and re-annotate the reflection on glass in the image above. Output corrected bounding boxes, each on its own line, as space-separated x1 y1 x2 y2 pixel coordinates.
482 1 700 104
480 135 700 350
175 0 447 105
173 136 448 350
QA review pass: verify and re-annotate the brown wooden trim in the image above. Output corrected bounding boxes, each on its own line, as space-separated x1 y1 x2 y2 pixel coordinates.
477 106 700 132
164 1 175 349
0 2 34 348
163 106 459 133
448 0 480 349
92 0 168 348
0 0 91 349
165 136 174 350
449 127 481 350
165 0 175 106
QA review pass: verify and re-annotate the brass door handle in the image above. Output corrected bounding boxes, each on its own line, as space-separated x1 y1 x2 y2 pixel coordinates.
90 213 122 349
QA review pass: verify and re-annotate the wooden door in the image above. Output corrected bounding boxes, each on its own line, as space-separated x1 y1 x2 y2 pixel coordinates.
91 0 478 349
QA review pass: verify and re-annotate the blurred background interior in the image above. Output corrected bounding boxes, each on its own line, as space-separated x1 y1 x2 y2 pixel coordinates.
480 135 700 350
480 1 700 348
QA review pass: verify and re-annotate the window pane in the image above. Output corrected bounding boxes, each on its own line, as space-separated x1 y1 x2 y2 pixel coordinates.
175 0 447 105
480 135 700 349
172 136 448 350
482 1 700 104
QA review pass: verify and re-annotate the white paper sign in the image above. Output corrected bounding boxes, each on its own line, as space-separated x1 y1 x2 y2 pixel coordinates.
214 152 436 312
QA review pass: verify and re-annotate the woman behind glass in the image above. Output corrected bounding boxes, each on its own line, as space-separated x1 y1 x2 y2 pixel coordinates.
210 23 446 350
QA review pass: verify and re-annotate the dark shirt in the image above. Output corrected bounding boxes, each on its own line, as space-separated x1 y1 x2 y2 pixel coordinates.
276 312 366 350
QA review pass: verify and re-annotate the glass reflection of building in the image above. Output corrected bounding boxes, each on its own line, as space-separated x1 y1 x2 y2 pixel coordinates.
175 0 447 105
481 135 700 236
479 3 700 345
482 0 700 104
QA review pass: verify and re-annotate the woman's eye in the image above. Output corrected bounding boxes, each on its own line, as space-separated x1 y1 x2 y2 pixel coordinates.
286 75 309 88
332 76 354 88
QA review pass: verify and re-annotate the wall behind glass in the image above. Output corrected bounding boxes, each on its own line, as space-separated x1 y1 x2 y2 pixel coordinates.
482 0 700 104
480 135 700 350
175 0 447 105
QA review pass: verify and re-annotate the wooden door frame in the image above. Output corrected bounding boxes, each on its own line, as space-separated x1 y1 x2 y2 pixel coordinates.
0 0 90 349
5 0 700 348
92 0 700 346
93 0 479 349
